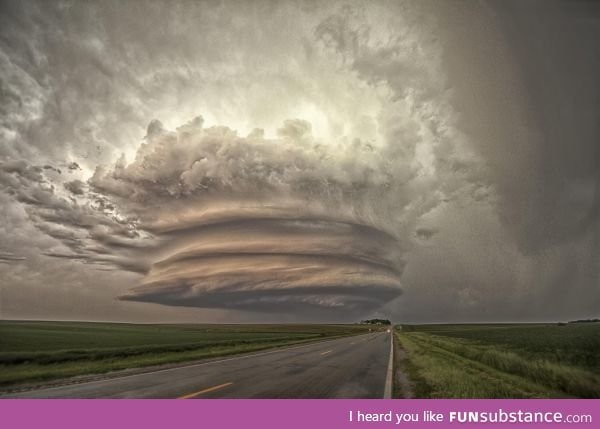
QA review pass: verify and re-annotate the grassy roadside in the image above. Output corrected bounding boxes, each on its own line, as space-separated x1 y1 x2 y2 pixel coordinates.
0 321 370 390
392 329 415 399
393 331 430 398
393 323 600 398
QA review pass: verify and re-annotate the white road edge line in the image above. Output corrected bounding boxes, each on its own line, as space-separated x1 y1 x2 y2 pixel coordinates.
383 330 394 399
12 332 377 394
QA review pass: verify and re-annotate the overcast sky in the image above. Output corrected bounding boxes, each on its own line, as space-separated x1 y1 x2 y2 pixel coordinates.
0 0 598 323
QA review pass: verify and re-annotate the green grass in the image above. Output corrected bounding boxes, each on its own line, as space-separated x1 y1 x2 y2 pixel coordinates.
0 321 370 389
395 323 600 398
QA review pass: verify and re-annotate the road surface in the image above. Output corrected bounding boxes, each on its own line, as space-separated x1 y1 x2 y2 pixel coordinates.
4 331 393 399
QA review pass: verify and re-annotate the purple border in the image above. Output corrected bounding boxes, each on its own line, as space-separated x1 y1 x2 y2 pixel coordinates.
1 399 598 429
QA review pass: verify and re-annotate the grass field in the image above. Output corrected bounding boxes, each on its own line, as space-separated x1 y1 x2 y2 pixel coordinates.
395 323 600 399
0 321 371 389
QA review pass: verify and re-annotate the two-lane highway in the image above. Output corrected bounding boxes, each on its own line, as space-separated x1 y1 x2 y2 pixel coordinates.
4 331 392 399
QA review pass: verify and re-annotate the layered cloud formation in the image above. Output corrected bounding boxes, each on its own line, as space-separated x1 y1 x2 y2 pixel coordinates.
87 116 419 314
1 105 476 315
0 0 598 322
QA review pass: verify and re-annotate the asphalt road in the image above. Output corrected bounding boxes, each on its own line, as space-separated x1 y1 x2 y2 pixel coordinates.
5 331 393 399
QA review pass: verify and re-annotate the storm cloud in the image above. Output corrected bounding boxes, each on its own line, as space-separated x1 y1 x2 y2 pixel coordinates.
0 0 598 322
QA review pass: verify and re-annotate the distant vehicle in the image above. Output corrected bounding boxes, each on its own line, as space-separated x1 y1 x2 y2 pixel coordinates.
386 329 391 333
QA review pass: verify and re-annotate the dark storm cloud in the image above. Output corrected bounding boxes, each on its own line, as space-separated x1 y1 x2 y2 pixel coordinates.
121 216 404 313
483 0 600 253
388 0 600 322
84 115 433 313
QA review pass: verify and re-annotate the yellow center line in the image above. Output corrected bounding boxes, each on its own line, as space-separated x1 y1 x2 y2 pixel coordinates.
320 350 332 356
177 382 233 399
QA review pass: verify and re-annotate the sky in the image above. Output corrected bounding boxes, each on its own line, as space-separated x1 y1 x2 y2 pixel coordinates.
0 0 598 323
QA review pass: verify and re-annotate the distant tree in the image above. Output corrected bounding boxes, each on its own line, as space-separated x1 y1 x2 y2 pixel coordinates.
360 318 391 325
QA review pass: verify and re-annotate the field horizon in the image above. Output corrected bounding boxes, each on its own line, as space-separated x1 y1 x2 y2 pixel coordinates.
1 320 598 398
394 322 600 399
0 320 377 392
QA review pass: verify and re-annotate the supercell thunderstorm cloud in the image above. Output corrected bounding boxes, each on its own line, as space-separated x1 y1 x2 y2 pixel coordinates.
81 110 444 315
0 1 598 322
